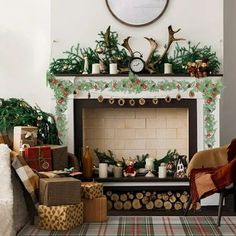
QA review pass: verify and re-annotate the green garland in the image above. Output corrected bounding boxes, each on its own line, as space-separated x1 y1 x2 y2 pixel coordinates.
48 26 220 75
47 73 223 148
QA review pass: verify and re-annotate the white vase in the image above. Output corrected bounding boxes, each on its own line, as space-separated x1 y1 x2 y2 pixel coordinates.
145 157 154 171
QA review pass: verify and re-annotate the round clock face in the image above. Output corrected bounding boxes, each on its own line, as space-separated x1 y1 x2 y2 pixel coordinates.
129 57 145 73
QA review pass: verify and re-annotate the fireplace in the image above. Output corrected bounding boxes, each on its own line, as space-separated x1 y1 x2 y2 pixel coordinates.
50 74 222 209
74 98 197 168
48 74 222 171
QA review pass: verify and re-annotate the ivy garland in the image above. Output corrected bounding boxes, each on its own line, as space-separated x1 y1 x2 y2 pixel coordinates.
47 73 223 149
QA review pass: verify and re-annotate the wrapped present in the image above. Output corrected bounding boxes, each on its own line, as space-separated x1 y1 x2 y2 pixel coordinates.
39 177 81 206
13 126 37 153
46 144 68 170
82 196 107 222
38 203 83 230
81 182 103 199
24 146 52 171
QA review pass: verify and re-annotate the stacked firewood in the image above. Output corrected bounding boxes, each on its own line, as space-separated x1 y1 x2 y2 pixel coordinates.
105 190 199 211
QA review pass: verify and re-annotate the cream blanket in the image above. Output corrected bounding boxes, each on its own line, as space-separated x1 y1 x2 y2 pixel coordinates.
0 144 14 236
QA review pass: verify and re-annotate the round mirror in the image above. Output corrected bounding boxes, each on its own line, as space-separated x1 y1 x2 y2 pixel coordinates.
106 0 169 27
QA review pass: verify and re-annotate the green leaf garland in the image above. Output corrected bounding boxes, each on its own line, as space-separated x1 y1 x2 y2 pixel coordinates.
47 73 223 148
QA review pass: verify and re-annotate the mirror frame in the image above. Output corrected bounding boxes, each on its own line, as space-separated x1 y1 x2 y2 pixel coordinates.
105 0 169 27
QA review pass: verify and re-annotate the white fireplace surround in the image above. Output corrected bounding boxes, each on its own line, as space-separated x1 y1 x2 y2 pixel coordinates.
51 75 222 155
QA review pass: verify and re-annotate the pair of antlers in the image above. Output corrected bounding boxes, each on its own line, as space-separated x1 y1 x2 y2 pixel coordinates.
122 25 185 73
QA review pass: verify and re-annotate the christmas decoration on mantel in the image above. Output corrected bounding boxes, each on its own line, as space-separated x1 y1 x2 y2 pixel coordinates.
48 25 220 76
47 72 223 148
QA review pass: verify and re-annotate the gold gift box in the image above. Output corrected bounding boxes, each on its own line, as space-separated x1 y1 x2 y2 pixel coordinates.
38 203 83 231
81 182 103 199
82 196 107 222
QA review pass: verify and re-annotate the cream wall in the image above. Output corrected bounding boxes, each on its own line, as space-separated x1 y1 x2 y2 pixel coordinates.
221 0 236 145
0 0 51 111
0 0 227 141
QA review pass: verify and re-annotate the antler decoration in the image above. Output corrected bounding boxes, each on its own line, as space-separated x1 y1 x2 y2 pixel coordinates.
121 25 184 74
155 25 185 65
144 37 158 74
121 37 134 57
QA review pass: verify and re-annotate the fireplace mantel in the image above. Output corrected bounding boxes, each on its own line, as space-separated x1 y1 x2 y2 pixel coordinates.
48 74 223 154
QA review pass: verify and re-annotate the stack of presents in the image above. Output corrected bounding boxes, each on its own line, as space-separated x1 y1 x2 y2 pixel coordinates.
12 126 107 231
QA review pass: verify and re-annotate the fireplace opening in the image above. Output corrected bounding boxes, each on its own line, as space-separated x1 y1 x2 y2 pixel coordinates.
74 99 197 169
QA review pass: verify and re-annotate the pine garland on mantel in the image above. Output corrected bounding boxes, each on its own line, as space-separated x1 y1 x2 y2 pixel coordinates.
47 73 223 149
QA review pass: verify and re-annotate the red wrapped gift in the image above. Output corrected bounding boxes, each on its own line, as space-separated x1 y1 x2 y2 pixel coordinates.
24 146 52 171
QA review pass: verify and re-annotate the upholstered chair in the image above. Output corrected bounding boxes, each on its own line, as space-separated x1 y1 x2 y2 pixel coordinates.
184 145 236 226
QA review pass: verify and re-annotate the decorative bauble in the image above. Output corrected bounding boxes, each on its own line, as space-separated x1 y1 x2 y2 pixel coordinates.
37 116 43 121
118 98 125 106
96 47 103 54
109 97 115 104
129 99 135 106
189 90 195 97
73 90 79 96
139 98 145 106
165 95 171 103
47 116 53 123
97 95 104 103
63 64 68 70
152 97 158 105
176 94 181 101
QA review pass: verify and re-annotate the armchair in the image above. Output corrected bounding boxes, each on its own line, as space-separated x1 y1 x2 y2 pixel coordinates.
184 143 236 226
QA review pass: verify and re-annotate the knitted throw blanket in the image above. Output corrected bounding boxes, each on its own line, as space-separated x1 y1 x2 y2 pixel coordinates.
190 158 236 207
10 151 39 205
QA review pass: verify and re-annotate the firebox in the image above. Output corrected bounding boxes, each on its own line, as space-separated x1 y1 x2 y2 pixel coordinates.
74 98 197 168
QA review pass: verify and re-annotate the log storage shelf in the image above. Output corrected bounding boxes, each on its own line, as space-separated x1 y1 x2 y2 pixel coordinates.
80 176 192 215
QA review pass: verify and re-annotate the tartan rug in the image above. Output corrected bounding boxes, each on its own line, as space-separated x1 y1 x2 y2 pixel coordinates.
18 216 236 236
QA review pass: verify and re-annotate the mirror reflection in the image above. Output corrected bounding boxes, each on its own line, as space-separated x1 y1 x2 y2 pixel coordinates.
106 0 169 26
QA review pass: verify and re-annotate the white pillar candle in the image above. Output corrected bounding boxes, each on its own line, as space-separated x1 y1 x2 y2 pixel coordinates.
92 63 100 74
158 163 167 178
164 63 173 74
99 163 108 178
109 63 118 74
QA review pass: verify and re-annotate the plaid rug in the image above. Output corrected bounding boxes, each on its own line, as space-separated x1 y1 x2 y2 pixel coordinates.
18 216 236 236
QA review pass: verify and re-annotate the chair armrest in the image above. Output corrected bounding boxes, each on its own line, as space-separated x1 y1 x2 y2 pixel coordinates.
67 152 80 170
187 145 228 176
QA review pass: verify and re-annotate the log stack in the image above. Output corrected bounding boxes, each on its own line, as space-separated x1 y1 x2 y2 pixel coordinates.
105 190 195 211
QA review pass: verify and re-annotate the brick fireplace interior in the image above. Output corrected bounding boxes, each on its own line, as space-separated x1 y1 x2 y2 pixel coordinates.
74 99 197 168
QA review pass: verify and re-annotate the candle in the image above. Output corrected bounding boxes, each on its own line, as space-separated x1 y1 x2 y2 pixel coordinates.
109 63 118 74
99 163 108 178
113 166 122 178
92 63 100 74
158 163 167 178
164 63 172 74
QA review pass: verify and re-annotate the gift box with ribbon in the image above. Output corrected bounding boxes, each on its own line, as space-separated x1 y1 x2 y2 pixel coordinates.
24 146 52 171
